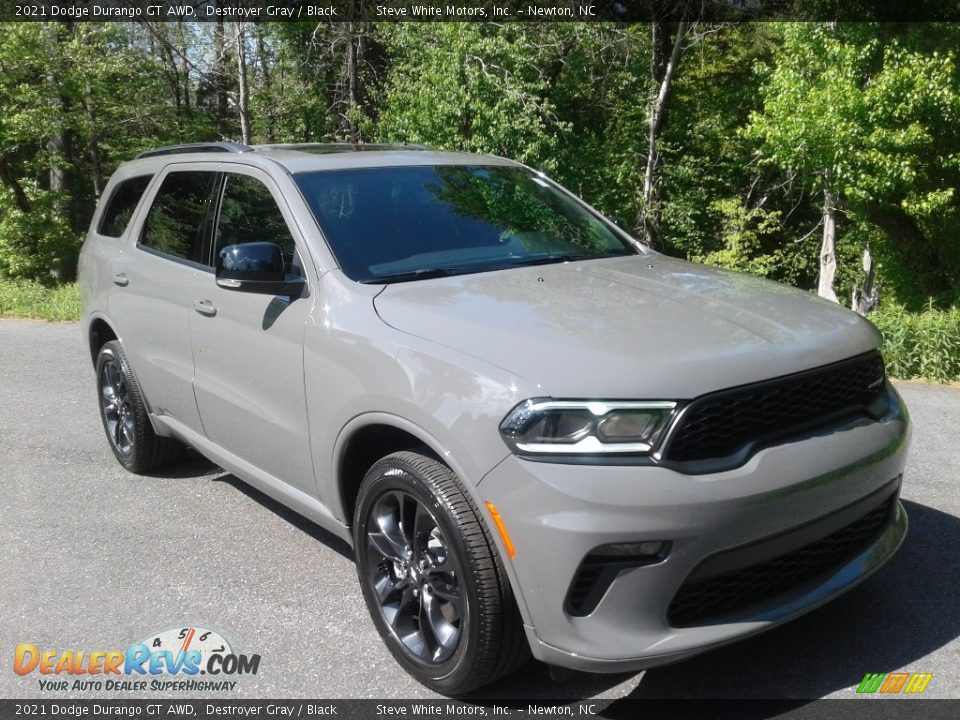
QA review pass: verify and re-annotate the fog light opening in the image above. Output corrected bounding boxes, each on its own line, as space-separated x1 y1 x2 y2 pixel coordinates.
591 540 669 561
564 541 672 617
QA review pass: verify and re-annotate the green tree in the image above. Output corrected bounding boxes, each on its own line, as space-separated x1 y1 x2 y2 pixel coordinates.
371 24 569 168
0 22 205 282
747 23 960 307
0 23 79 281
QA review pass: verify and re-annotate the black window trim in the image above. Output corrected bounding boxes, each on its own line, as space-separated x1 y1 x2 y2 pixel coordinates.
204 173 227 268
136 244 216 274
133 163 313 290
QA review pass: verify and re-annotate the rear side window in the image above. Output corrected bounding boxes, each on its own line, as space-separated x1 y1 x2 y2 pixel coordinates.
97 175 153 238
141 171 218 265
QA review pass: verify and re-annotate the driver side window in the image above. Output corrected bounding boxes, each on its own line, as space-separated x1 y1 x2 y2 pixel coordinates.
215 174 303 277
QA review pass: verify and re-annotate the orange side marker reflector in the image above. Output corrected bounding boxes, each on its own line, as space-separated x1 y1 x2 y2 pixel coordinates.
485 501 517 559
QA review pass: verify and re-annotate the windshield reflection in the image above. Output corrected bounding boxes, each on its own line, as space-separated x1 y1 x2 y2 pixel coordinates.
294 165 639 283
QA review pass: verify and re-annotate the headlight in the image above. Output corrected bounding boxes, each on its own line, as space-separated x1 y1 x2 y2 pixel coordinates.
499 399 677 455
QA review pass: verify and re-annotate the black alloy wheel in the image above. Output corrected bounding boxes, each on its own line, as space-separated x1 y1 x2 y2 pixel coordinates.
366 489 463 663
100 357 135 457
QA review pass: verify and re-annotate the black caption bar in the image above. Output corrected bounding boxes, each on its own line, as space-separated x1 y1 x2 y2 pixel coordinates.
1 699 957 720
4 0 960 22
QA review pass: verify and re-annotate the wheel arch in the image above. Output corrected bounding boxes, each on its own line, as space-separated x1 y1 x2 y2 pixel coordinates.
88 317 168 438
88 315 119 368
334 414 460 529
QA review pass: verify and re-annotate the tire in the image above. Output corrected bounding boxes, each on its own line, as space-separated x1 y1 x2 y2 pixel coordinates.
95 340 181 474
353 450 529 696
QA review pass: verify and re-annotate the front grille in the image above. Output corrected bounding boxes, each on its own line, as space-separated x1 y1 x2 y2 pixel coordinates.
663 352 887 464
667 495 897 627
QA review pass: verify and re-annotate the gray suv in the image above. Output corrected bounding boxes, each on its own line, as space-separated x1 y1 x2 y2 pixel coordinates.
79 142 910 695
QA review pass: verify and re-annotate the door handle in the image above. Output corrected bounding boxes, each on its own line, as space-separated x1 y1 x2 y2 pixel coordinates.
193 300 217 317
112 272 129 287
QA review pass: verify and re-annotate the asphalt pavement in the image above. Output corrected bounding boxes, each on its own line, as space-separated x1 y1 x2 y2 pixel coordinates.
1 320 958 700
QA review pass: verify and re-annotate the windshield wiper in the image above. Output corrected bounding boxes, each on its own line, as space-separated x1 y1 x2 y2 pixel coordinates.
360 267 474 284
502 252 597 268
361 252 631 284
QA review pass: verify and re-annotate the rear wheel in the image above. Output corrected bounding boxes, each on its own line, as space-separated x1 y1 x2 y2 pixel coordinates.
353 451 528 695
96 340 181 473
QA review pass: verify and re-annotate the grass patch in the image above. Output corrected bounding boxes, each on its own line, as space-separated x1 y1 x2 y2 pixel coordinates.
870 304 960 384
0 279 81 321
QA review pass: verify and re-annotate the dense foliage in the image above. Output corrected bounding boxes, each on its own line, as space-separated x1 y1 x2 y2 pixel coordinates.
0 20 957 313
870 304 960 382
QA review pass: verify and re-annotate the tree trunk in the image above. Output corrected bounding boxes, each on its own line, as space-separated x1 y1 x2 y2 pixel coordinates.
46 101 67 198
48 22 78 281
163 43 182 114
346 22 358 140
254 23 275 142
46 25 69 199
236 22 251 145
818 187 839 302
864 204 925 247
214 17 229 138
851 244 880 315
637 19 687 246
84 80 103 198
176 21 190 110
0 154 31 213
149 23 183 115
343 5 361 142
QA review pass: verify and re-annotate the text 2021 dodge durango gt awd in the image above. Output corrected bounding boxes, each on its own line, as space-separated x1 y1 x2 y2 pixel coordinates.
78 142 910 695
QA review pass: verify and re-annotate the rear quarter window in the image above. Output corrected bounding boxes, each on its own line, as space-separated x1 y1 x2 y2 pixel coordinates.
97 175 154 238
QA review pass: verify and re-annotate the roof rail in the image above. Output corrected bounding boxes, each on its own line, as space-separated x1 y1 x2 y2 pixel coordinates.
136 142 252 159
258 142 433 154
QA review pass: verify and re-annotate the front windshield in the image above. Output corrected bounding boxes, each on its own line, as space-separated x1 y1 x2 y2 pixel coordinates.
293 165 639 283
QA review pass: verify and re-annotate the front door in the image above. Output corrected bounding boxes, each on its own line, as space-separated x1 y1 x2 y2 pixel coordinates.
189 168 316 494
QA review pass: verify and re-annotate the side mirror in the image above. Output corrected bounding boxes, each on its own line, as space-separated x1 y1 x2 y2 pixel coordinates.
216 242 305 298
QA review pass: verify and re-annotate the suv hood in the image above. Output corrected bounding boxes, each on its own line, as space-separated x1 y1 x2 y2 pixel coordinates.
372 254 881 399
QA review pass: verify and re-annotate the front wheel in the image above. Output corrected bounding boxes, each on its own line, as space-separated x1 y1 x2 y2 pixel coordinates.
353 451 528 695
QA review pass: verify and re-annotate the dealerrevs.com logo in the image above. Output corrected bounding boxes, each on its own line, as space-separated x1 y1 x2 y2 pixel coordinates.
14 626 261 692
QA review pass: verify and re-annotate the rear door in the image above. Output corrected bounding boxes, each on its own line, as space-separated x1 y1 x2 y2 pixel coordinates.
109 167 219 432
189 167 316 494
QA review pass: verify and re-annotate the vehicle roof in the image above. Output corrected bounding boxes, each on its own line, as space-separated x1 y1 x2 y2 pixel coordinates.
124 142 520 176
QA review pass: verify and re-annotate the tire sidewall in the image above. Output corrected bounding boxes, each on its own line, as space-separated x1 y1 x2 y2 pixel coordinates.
95 342 140 471
353 458 482 693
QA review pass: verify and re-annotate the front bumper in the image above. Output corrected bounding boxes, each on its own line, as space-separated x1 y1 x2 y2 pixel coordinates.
479 385 911 672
